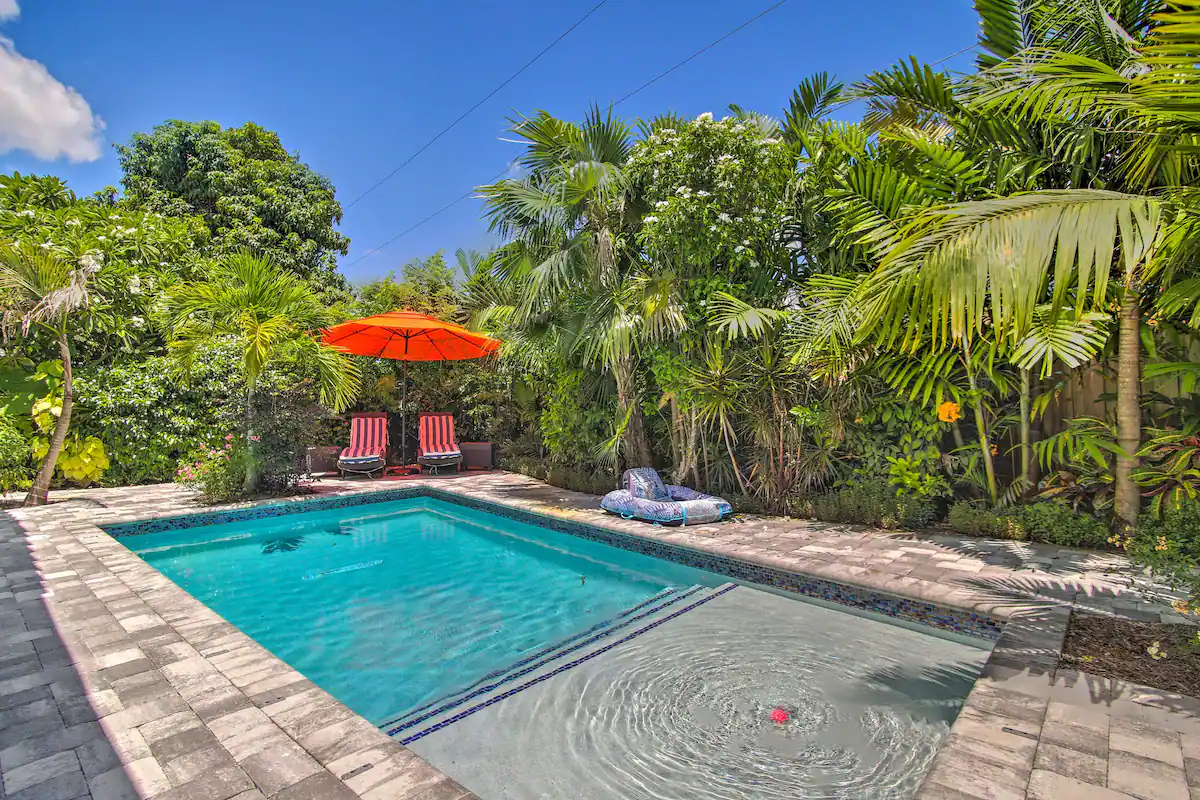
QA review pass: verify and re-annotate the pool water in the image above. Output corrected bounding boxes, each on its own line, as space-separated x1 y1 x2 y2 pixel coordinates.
124 495 990 799
126 497 723 722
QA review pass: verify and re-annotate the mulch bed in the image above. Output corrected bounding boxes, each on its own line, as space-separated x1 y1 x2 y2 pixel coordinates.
1060 612 1200 696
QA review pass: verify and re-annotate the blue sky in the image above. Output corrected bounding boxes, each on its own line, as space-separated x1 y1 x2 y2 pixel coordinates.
2 0 980 283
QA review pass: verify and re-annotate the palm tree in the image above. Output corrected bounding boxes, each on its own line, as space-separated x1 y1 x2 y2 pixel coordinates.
858 2 1200 526
478 106 656 466
0 245 99 506
167 253 359 492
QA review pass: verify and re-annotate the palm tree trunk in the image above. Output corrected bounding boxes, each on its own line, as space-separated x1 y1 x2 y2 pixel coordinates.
1019 367 1033 488
964 362 998 504
242 379 261 494
614 356 653 467
24 331 73 507
1114 291 1142 527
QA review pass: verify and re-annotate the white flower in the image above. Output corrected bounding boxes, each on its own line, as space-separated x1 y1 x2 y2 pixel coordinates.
16 209 34 218
735 217 743 223
675 186 691 196
749 259 759 268
734 245 745 254
660 128 676 135
65 218 80 226
97 235 106 241
743 240 751 246
696 190 710 198
655 200 670 209
762 137 781 144
130 316 145 328
709 225 717 231
696 112 713 122
40 240 53 249
128 276 142 295
0 348 5 357
644 215 659 223
752 207 764 214
717 154 734 162
718 213 732 223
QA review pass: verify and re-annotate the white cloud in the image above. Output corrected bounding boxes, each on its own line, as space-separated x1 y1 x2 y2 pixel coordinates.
0 36 104 162
0 1 17 21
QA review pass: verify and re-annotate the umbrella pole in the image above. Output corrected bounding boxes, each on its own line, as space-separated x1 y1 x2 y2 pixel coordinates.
401 360 408 466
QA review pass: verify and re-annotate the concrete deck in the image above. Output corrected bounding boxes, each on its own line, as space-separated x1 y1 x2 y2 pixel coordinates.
1 471 1195 800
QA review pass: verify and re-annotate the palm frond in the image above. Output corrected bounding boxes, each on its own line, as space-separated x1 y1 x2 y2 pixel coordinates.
866 190 1162 349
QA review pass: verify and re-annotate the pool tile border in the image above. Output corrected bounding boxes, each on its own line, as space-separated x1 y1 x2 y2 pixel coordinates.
105 486 1002 642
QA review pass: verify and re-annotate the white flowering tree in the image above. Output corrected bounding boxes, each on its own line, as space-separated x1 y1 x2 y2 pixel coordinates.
627 112 795 291
0 173 207 364
0 173 206 502
625 113 799 492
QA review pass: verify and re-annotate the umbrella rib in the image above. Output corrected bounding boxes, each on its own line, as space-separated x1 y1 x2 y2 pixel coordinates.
432 325 498 355
419 330 450 361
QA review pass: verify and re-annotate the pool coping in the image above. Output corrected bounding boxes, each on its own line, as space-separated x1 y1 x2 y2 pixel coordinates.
4 474 1197 800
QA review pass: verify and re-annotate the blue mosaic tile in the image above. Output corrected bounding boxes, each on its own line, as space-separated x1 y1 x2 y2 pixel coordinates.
102 486 1003 641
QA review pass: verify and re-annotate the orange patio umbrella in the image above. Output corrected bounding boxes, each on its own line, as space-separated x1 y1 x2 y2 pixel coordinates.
322 311 501 467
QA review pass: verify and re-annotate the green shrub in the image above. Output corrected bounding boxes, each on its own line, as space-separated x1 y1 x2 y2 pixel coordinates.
947 502 1027 540
810 480 937 529
1006 500 1110 549
175 440 248 504
0 417 31 495
1125 504 1200 609
74 346 237 486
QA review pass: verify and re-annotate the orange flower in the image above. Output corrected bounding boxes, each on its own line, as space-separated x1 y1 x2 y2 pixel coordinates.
937 401 962 423
990 443 999 456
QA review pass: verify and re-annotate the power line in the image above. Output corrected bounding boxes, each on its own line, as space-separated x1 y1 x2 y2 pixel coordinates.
343 0 612 210
347 0 796 267
929 43 978 66
614 0 792 106
346 13 977 269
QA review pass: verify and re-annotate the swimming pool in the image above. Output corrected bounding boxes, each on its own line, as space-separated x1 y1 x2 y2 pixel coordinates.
119 491 993 799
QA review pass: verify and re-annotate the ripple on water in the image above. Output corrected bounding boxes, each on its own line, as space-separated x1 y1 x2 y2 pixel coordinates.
416 588 988 800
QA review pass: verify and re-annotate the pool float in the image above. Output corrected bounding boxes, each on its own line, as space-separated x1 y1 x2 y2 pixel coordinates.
600 468 733 526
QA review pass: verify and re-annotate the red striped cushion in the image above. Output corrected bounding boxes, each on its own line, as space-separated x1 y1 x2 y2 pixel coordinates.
419 413 460 457
341 413 388 459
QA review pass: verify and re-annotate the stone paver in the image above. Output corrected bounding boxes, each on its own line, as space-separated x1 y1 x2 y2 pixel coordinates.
2 472 1194 799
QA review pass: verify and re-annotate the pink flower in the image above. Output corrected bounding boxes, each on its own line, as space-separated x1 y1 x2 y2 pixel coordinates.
225 434 234 441
225 443 232 450
250 435 260 441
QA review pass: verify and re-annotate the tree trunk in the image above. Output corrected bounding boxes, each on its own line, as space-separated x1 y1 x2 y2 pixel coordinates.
614 356 653 467
1114 291 1142 528
964 360 998 505
1019 367 1033 489
24 332 73 507
242 379 261 494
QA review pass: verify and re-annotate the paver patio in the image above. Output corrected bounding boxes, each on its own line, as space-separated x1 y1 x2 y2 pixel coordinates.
1 471 1195 799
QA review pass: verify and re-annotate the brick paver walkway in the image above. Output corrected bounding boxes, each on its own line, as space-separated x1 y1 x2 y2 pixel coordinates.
0 472 1194 799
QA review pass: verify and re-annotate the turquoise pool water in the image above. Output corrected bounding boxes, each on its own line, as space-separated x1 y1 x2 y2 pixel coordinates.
125 497 724 723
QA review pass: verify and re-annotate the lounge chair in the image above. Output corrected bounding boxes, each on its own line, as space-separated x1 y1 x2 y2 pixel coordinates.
418 412 462 474
601 468 732 525
338 412 389 478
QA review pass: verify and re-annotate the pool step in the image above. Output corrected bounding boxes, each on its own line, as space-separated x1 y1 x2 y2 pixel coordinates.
385 582 738 744
375 585 688 732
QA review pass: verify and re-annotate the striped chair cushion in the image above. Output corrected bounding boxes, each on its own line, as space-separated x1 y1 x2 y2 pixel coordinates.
419 413 461 458
340 413 388 459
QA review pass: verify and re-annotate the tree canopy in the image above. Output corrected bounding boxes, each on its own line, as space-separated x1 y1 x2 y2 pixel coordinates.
116 121 350 289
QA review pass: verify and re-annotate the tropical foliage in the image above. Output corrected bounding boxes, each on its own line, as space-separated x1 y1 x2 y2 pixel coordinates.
2 2 1198 613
